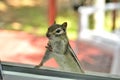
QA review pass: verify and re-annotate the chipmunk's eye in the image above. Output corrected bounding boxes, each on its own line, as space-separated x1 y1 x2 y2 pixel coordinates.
56 29 61 33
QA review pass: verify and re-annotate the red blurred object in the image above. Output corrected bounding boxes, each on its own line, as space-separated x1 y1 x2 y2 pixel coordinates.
48 0 56 26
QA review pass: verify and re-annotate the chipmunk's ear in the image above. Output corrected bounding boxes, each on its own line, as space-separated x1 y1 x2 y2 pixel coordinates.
53 21 56 24
50 21 56 26
62 22 67 28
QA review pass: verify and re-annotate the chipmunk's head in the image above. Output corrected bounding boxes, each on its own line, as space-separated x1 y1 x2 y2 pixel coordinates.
46 22 67 39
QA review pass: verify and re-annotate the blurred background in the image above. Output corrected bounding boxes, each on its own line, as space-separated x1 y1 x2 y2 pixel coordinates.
0 0 120 75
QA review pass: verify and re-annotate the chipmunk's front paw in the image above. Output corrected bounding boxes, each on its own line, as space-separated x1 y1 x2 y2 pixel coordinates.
34 65 40 68
34 63 43 68
46 43 53 51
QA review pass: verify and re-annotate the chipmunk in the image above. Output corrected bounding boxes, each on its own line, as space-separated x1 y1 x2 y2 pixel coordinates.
35 22 84 73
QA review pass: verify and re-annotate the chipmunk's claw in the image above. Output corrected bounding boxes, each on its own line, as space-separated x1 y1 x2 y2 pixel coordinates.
34 65 40 68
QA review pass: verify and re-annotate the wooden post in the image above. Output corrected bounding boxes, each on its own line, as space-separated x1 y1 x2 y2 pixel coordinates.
112 0 117 31
94 0 105 32
48 0 56 26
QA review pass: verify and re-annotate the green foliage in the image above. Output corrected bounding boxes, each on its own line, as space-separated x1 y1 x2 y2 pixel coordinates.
89 15 94 30
2 6 48 36
2 6 120 40
2 6 78 39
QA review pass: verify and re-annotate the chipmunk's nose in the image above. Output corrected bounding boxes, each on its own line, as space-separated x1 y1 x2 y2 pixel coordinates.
46 33 50 38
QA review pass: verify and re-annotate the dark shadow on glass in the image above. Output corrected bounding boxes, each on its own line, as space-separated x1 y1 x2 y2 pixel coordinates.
0 60 3 80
